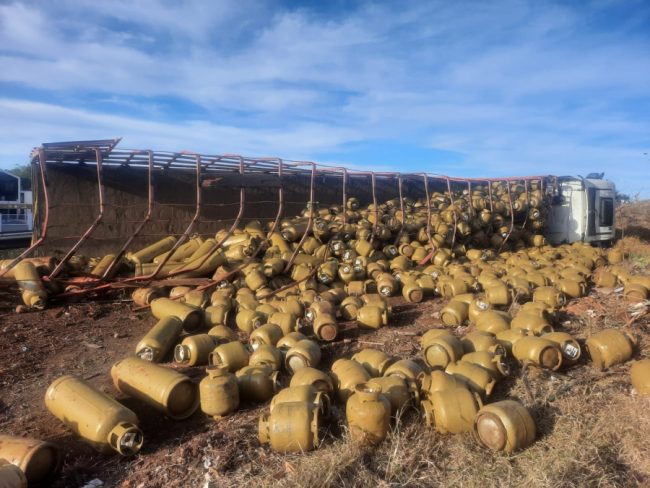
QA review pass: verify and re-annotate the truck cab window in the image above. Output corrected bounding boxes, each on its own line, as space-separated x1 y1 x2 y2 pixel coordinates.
600 198 613 227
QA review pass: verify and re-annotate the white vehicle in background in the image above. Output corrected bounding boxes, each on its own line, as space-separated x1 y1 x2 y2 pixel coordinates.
546 174 616 246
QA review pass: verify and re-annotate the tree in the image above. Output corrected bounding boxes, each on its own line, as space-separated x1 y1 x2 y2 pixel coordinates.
9 164 32 180
615 191 630 203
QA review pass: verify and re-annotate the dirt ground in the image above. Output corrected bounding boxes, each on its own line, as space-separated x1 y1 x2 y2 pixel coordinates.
1 202 649 488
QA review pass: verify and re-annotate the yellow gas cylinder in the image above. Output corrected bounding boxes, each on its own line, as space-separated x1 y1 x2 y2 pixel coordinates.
313 313 339 341
174 334 217 366
475 310 511 334
285 340 322 373
13 261 48 309
132 287 164 307
249 344 283 371
209 341 250 372
630 359 650 394
556 278 586 299
340 296 364 320
375 272 397 297
586 329 636 370
384 359 424 387
401 280 424 303
258 401 320 453
464 347 510 376
629 275 650 290
421 387 482 434
169 285 191 300
484 280 512 306
150 298 204 333
607 248 623 264
416 274 436 296
305 301 335 322
154 236 202 263
236 365 281 403
510 311 553 336
244 268 268 291
593 269 617 288
176 248 227 278
210 289 234 309
184 289 209 308
290 367 335 397
271 385 329 417
250 323 284 350
346 384 391 445
352 349 394 377
0 436 61 486
366 376 412 415
461 330 505 355
206 325 237 344
111 357 199 419
512 337 563 370
126 236 176 264
445 361 496 398
235 309 265 333
542 332 581 366
440 278 469 298
276 331 308 352
421 332 464 370
199 366 239 419
532 286 566 310
496 328 527 355
420 370 468 398
438 300 467 327
467 296 492 323
625 283 648 302
45 375 143 455
473 400 536 453
331 359 372 403
357 305 388 329
360 293 391 313
204 305 230 327
267 311 297 335
135 316 183 362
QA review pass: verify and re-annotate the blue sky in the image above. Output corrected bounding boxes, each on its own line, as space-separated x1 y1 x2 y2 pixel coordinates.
0 0 649 196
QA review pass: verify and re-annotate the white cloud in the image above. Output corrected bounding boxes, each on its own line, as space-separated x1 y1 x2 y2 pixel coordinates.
0 98 361 162
0 0 648 196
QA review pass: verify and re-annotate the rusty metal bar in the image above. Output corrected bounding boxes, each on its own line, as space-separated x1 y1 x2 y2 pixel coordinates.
519 179 530 231
369 172 378 243
48 147 106 279
197 159 285 292
102 150 154 279
161 155 247 280
393 174 405 246
498 181 516 253
284 163 316 272
341 168 348 226
422 174 435 251
445 177 458 249
143 154 203 280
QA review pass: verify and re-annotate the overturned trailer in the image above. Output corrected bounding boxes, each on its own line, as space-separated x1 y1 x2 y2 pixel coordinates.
1 138 603 300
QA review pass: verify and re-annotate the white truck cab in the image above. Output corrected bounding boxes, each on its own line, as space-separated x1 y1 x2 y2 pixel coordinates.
545 176 616 245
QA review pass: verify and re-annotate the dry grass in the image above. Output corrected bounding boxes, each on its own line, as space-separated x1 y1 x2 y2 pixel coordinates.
222 364 650 488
